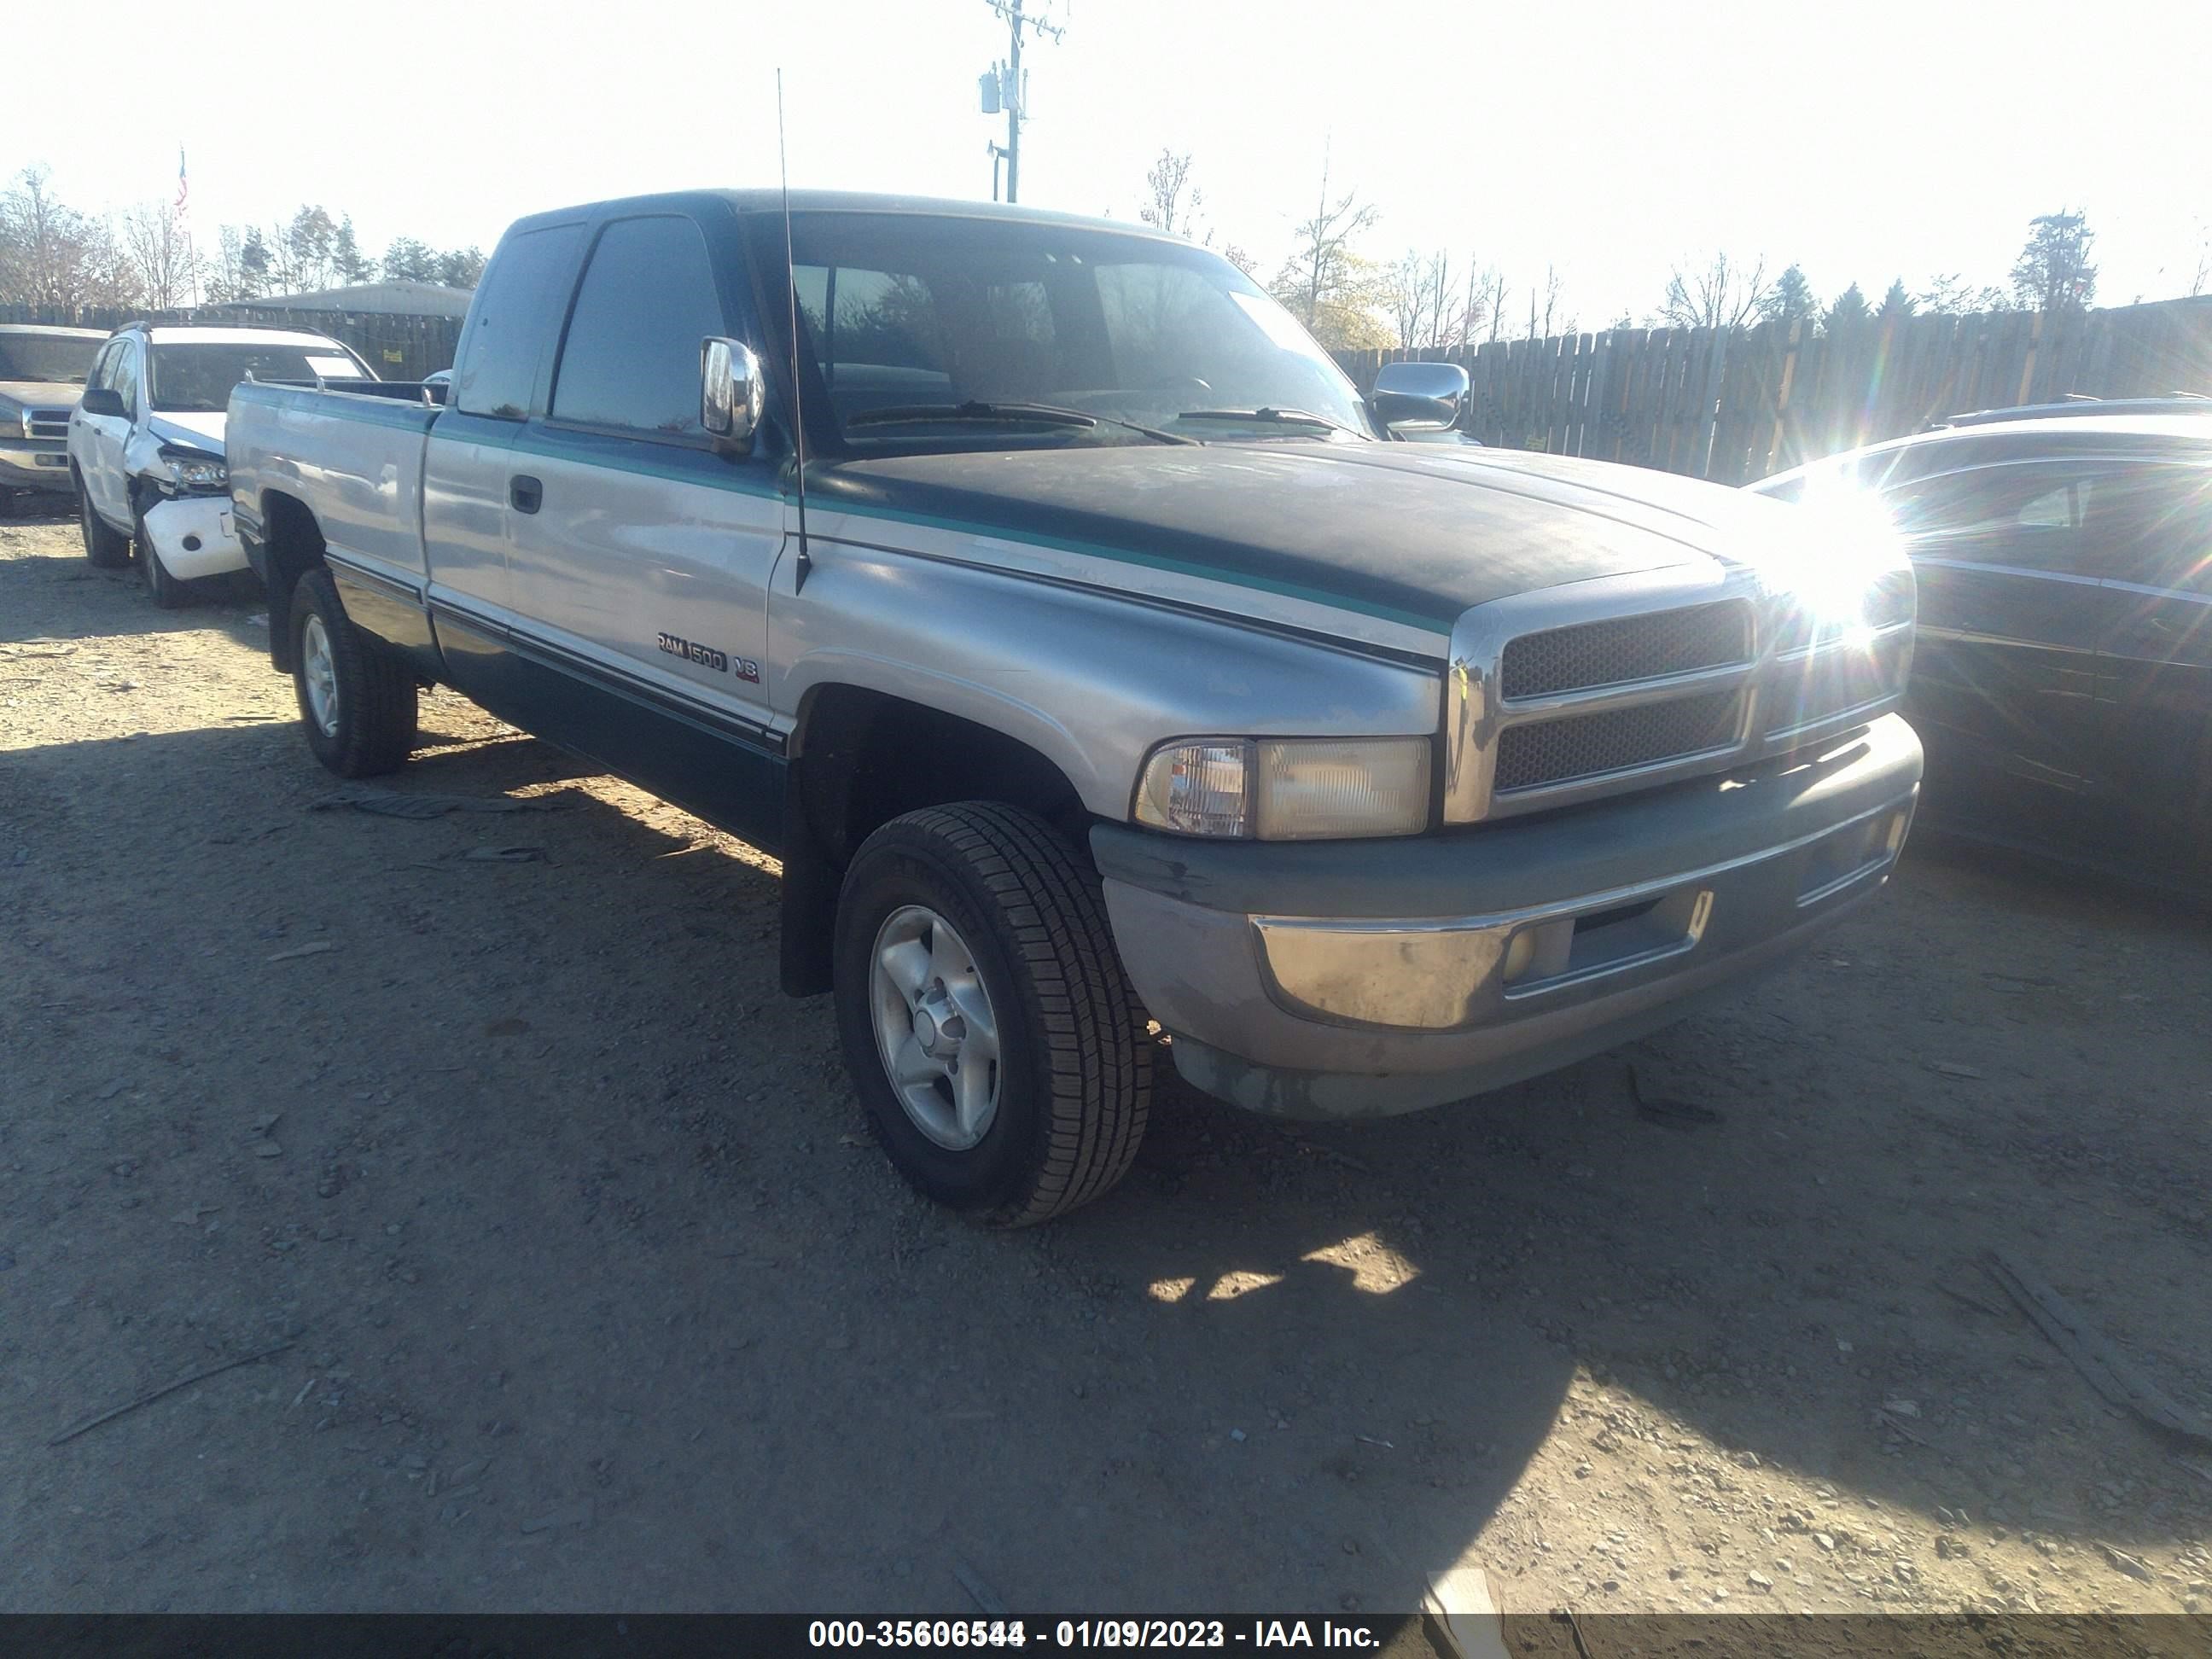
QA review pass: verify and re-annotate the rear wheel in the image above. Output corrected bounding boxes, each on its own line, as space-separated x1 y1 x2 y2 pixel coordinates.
833 802 1151 1226
289 568 417 777
77 475 131 568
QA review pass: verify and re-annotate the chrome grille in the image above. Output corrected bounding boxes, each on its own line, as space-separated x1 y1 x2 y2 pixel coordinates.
1499 600 1752 699
1446 566 1917 824
26 409 71 441
1494 690 1744 794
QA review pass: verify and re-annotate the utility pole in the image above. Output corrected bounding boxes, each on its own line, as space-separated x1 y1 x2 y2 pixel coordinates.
984 0 1062 204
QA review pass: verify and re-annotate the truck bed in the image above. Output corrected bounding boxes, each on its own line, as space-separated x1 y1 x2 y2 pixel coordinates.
228 379 440 580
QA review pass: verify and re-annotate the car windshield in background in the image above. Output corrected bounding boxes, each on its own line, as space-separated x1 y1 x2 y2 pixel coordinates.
0 334 101 385
784 212 1374 447
147 344 364 413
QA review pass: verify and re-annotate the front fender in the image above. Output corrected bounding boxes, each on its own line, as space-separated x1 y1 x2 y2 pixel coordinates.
772 538 1441 820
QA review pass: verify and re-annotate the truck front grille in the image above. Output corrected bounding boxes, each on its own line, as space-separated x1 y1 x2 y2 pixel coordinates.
1494 689 1744 794
1446 568 1917 824
1499 600 1752 699
26 409 71 441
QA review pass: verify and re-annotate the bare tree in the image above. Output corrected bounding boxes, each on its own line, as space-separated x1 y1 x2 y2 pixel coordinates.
1138 149 1202 240
1659 251 1773 331
1535 264 1569 339
0 165 132 307
1269 144 1383 346
1915 273 2011 315
120 202 199 310
1387 248 1468 351
1475 268 1509 343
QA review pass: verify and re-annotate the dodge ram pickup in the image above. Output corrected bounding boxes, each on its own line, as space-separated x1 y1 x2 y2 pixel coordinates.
225 189 1923 1225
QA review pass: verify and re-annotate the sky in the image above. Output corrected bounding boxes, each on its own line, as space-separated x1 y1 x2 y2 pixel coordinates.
13 0 2211 323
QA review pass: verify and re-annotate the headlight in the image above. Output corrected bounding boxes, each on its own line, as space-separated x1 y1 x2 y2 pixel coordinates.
1133 736 1432 840
157 446 228 495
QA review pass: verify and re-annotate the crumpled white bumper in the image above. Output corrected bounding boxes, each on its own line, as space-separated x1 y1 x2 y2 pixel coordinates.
142 495 247 580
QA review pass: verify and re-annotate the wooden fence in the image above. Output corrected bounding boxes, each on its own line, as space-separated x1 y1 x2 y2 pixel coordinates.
1 303 462 381
1334 295 2212 485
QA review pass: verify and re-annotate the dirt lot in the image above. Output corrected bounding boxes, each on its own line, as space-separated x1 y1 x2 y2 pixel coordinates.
2 498 2209 1618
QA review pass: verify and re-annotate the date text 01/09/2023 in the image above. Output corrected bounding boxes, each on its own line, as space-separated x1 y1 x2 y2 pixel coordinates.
805 1621 1388 1650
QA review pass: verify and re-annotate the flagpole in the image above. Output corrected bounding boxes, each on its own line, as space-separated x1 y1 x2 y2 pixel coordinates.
178 143 199 311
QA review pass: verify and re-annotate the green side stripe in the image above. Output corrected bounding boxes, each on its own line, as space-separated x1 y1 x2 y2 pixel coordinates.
300 404 1447 637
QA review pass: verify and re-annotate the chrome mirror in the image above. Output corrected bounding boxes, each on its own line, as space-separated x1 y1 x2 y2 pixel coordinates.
701 336 764 451
1372 360 1470 434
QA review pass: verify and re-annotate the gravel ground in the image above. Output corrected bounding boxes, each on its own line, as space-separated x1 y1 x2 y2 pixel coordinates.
2 498 2209 1616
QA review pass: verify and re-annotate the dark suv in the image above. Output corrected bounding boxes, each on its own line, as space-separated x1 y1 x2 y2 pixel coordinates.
1753 402 2211 885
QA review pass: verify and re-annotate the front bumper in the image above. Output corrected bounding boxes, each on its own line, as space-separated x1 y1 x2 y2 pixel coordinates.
0 438 76 492
140 494 246 579
1092 713 1923 1119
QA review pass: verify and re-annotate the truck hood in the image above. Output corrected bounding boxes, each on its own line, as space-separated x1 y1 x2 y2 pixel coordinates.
812 440 1811 645
144 410 227 453
0 379 84 410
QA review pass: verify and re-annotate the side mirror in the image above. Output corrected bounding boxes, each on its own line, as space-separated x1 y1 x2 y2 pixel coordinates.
1371 360 1469 435
79 387 128 419
701 336 764 452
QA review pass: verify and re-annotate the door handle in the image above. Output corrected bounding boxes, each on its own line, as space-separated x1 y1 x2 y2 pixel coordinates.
509 474 543 514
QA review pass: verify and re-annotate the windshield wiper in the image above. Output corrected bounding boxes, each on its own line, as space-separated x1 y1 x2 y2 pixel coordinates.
1172 406 1363 439
845 400 1190 445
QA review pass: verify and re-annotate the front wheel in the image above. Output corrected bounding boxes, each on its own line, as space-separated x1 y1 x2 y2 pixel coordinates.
133 504 191 609
78 477 131 568
834 802 1151 1226
289 568 418 777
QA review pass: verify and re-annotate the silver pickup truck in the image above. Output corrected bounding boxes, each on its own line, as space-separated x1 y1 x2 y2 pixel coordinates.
225 189 1922 1225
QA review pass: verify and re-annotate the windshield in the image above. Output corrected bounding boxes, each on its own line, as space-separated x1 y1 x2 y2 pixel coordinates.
783 212 1373 448
146 343 366 412
0 333 102 386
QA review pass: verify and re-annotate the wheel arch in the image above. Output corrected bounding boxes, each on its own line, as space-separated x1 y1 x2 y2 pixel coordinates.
256 489 328 672
777 682 1098 997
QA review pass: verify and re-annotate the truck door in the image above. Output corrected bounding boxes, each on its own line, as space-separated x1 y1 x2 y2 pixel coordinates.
499 212 785 823
2084 459 2212 862
1882 457 2114 842
423 220 585 629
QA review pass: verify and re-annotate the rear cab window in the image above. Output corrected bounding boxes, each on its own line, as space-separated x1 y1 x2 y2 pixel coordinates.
452 223 586 419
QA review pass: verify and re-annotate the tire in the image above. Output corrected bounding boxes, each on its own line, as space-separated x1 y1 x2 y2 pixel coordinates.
834 802 1152 1227
133 502 191 609
289 568 418 777
77 475 131 568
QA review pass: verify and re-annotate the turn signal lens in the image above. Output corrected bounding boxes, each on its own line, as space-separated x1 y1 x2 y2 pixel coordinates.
1134 741 1252 837
1134 737 1432 840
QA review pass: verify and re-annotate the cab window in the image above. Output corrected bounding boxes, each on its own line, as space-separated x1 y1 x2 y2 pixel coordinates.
452 222 585 420
550 216 726 439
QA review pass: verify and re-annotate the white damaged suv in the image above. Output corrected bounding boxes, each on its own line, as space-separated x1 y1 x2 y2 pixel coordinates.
68 323 373 605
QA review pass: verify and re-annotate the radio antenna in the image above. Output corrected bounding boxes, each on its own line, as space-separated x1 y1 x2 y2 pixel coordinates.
777 68 812 592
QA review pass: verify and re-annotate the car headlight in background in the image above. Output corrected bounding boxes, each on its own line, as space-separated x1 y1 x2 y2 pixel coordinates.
156 446 229 496
1134 736 1432 840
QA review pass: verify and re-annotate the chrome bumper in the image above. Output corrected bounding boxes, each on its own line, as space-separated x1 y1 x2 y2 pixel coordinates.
1093 714 1923 1119
0 439 75 491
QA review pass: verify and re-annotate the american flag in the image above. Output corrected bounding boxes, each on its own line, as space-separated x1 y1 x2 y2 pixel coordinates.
175 147 189 224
